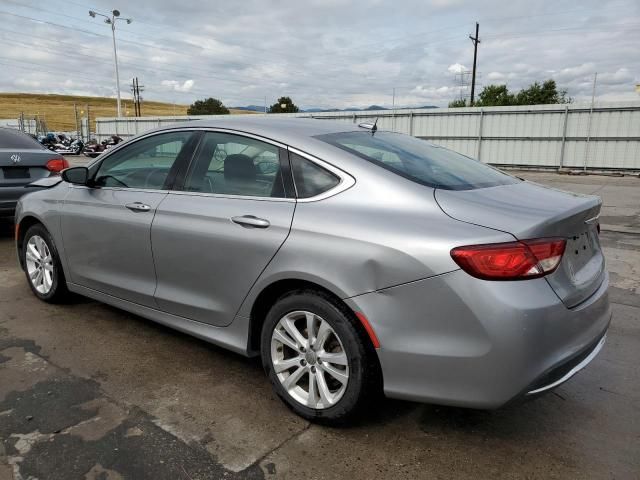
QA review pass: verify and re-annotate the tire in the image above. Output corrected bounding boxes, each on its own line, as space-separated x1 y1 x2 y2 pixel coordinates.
260 289 380 424
22 223 71 303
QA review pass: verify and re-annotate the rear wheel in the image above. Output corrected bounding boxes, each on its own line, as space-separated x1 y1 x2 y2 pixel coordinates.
261 290 380 424
22 224 70 303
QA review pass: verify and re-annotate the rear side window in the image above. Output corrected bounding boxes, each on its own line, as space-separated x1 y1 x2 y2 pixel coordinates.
290 153 340 198
315 131 518 191
184 132 286 198
0 128 44 149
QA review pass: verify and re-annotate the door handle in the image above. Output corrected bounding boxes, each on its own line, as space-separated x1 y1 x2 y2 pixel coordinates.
125 202 151 212
231 215 270 228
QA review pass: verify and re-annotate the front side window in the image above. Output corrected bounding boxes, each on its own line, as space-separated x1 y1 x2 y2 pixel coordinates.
184 132 285 198
315 131 519 191
94 131 192 189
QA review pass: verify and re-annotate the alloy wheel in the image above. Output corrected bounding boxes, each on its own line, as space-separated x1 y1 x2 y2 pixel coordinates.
270 310 349 409
25 235 54 295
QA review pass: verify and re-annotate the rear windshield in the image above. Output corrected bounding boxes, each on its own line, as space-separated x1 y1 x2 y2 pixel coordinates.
315 131 519 190
0 128 44 150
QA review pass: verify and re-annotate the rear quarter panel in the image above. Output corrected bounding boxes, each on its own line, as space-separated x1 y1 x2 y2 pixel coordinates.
237 171 515 317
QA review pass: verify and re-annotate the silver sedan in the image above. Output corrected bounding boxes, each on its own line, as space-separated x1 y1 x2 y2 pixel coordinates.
15 117 610 423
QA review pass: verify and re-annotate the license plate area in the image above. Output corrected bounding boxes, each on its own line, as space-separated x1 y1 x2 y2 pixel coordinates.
566 228 599 271
3 167 30 179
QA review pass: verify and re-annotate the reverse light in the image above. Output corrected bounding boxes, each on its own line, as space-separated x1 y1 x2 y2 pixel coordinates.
46 157 69 174
450 238 566 281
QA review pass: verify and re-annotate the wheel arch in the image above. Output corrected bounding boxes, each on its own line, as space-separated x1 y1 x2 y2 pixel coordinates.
247 278 381 362
16 215 46 269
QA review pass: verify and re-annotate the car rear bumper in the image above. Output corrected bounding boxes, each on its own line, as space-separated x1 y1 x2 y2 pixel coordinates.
345 269 611 409
0 185 28 215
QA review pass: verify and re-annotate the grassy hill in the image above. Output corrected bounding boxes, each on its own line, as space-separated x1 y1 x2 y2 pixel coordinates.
0 93 253 132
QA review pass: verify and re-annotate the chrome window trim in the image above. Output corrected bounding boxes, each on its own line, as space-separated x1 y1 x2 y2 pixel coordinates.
193 128 287 149
168 190 295 203
287 146 356 203
90 126 355 202
69 184 170 194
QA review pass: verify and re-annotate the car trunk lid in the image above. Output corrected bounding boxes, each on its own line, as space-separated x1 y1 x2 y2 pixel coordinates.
435 180 605 308
0 148 57 186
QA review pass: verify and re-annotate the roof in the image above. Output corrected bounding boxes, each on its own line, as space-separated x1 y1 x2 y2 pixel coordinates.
163 116 358 147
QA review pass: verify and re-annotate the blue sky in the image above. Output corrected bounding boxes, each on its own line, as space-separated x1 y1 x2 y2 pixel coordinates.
1 0 639 109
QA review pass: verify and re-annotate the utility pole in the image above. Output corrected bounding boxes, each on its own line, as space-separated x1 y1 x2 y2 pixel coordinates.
469 22 480 106
130 77 144 116
86 104 90 139
131 78 137 116
136 77 144 116
584 72 598 172
73 103 79 138
89 9 132 117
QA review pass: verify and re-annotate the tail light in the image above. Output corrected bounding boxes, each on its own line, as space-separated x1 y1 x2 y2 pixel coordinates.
46 156 69 174
450 238 566 281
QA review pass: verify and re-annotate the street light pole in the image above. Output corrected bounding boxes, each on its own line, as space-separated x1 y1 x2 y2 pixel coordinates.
89 9 132 118
109 18 122 117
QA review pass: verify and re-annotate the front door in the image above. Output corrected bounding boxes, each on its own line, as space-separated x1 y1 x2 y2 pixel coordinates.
60 130 196 306
151 131 295 326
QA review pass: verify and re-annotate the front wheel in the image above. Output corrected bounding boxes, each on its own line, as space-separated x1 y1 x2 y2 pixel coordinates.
22 224 71 303
261 290 380 424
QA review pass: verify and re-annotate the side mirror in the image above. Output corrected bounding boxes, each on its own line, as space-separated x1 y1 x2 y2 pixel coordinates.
61 167 89 185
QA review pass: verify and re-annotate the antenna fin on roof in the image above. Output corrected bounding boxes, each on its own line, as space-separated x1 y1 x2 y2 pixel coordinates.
357 117 379 134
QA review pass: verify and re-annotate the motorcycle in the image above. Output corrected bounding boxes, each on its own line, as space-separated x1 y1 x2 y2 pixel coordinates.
83 135 123 158
56 138 84 155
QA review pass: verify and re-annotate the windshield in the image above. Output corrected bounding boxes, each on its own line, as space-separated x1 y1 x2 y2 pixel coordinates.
315 131 519 190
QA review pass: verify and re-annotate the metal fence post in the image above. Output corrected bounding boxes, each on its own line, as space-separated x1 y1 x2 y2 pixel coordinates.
559 105 569 169
477 109 484 161
409 112 414 136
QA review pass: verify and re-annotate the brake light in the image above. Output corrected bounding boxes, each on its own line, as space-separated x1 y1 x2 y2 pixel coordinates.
46 157 69 174
450 238 566 280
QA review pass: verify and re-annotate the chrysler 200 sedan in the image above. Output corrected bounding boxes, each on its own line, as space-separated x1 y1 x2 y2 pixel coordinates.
15 117 610 423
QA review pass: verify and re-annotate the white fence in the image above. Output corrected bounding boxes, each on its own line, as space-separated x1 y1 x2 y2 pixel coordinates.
95 101 640 171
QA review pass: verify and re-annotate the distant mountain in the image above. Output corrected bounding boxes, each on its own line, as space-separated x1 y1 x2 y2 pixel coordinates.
231 104 439 113
231 105 267 112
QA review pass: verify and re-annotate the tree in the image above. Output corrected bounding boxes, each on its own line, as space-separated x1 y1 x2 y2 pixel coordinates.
268 96 299 113
476 84 515 107
515 79 571 105
466 79 572 107
187 98 230 115
448 98 468 108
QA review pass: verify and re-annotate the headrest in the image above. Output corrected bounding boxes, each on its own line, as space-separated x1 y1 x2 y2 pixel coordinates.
224 154 256 181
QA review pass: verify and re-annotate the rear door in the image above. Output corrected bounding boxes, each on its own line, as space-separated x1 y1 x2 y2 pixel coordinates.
151 131 295 326
61 130 197 306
